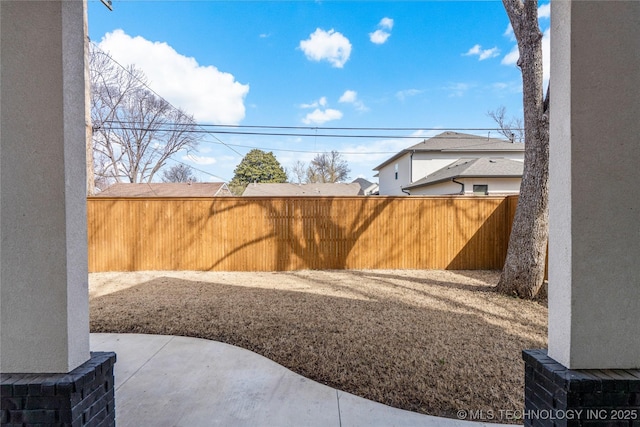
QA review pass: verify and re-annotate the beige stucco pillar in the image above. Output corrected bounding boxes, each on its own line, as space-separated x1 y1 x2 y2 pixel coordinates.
1 0 90 372
548 0 640 369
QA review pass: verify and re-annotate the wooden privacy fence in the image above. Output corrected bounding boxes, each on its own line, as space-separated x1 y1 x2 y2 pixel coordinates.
87 195 520 272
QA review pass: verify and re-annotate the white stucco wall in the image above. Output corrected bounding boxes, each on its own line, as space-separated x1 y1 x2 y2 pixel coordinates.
409 177 521 196
377 153 413 195
377 150 524 195
408 181 462 196
411 151 524 183
0 0 90 373
548 0 640 369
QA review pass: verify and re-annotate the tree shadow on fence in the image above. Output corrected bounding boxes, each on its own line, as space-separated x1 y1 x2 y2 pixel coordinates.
446 197 511 270
206 197 395 271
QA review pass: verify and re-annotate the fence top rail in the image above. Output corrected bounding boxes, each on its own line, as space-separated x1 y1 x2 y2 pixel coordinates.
87 195 513 202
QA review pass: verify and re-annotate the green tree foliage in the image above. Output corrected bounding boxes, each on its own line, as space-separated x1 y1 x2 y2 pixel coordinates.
229 149 287 195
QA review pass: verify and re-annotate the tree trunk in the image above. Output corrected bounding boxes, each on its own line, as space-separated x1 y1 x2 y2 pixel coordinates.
496 0 549 299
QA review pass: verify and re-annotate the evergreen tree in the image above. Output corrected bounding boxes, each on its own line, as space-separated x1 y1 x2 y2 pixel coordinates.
229 149 287 195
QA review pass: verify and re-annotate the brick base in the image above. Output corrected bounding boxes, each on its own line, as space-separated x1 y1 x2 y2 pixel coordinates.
1 352 116 427
523 349 640 427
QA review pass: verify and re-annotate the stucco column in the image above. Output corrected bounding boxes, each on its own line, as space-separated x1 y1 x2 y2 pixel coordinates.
1 0 90 373
548 0 640 369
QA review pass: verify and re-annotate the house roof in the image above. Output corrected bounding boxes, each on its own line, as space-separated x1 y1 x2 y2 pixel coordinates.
351 178 377 195
242 183 362 197
95 182 232 197
403 158 524 190
373 131 524 171
352 177 374 189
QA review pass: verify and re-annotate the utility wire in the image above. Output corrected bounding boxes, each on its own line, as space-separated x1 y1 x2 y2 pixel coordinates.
102 125 437 139
98 123 521 155
89 41 243 156
166 156 230 182
89 42 521 161
104 121 523 132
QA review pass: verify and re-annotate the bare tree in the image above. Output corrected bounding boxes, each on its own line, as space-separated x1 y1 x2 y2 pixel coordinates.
488 106 524 143
289 160 307 184
89 45 201 185
162 164 199 183
496 0 550 299
306 151 350 183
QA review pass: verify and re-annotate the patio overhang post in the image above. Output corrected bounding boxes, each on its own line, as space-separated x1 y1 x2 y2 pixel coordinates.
524 1 640 424
1 1 116 425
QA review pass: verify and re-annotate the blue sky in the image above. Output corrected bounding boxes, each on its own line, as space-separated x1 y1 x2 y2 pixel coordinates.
88 0 550 183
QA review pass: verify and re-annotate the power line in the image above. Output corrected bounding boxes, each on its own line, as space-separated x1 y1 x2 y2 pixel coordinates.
88 43 521 164
201 141 397 155
99 124 518 140
98 123 520 155
104 121 522 132
101 125 435 139
89 41 243 157
166 156 230 182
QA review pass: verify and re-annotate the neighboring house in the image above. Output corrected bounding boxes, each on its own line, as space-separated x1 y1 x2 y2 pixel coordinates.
242 182 362 197
373 131 525 195
403 158 524 196
351 178 379 195
95 182 233 197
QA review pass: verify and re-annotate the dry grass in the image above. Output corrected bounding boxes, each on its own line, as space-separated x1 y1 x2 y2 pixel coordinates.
89 270 547 422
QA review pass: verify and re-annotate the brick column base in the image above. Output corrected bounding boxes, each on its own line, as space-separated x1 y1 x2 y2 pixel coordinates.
523 349 640 427
1 352 116 426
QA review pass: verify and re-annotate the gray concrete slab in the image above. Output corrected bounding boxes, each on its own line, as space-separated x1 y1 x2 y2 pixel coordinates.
90 333 511 427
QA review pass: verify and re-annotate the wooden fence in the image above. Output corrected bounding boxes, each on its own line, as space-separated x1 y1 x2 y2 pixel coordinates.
87 195 520 272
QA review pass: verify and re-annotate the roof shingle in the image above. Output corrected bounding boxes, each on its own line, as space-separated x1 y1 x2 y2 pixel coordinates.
242 183 362 196
95 182 232 197
374 131 524 171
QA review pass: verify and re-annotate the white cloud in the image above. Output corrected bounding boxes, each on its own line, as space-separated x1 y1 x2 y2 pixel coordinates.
340 130 440 170
492 81 522 94
369 17 394 45
466 44 481 55
98 30 249 125
445 82 472 98
538 3 551 19
184 154 217 165
369 29 391 45
542 28 550 88
300 96 328 109
302 108 343 125
464 44 500 60
501 28 550 88
338 90 368 112
379 17 394 30
396 89 423 101
504 24 515 40
502 45 520 66
339 90 357 103
299 28 352 68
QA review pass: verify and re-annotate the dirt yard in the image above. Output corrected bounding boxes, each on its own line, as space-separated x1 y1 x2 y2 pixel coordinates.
89 269 547 422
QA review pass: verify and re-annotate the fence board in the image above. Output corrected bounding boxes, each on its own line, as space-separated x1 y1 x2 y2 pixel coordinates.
87 196 517 272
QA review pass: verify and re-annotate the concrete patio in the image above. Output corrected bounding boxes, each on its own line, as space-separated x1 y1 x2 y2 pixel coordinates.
91 333 506 427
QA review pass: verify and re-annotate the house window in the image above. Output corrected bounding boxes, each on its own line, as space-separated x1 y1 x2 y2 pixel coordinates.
473 185 488 195
394 163 398 180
